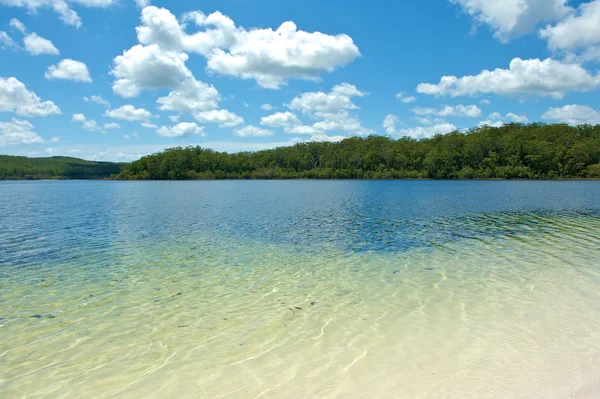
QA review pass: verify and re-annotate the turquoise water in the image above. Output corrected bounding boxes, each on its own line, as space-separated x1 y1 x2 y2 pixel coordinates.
1 181 600 398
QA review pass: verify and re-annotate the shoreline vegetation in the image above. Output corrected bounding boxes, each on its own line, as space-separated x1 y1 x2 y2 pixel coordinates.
1 123 600 180
116 123 600 180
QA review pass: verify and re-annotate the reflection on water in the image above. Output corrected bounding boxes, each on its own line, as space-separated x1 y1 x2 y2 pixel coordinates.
1 181 600 398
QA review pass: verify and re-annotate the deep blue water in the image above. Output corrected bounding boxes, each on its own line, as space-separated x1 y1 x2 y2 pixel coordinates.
1 180 599 267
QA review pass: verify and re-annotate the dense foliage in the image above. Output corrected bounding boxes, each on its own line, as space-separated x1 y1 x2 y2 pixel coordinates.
115 123 600 180
0 155 123 180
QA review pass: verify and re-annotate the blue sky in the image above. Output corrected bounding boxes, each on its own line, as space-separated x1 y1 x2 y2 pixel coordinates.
1 0 599 161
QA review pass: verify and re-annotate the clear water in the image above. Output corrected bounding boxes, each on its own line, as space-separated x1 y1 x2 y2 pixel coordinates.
1 181 599 398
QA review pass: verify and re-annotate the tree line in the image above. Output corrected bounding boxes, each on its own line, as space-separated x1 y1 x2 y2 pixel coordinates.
115 123 600 180
0 155 123 180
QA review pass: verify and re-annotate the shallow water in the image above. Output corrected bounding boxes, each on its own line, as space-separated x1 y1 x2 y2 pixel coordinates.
1 181 600 398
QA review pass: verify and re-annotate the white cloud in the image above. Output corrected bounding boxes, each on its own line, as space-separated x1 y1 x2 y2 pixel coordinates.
233 125 274 137
124 134 131 139
128 5 359 89
45 59 92 82
103 122 120 129
169 114 180 122
288 83 366 116
82 119 102 131
45 147 56 154
260 111 302 128
506 112 528 122
71 113 103 131
135 0 150 7
395 92 416 103
141 122 158 129
0 31 17 49
284 83 372 135
111 44 191 97
0 0 118 29
417 57 600 99
487 112 503 120
104 104 157 121
9 18 26 34
156 122 205 138
478 111 528 126
24 32 59 55
540 1 600 51
542 104 600 125
383 114 399 135
83 95 110 107
0 76 61 116
50 136 61 142
72 113 86 122
451 0 572 41
193 109 243 127
156 78 220 113
480 99 491 104
261 103 274 111
0 118 45 146
397 123 457 139
411 104 481 118
478 119 504 127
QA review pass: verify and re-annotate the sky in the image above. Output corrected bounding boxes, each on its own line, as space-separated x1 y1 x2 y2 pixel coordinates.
0 0 599 162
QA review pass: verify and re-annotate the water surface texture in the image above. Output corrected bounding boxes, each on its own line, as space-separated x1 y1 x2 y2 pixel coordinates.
1 181 600 398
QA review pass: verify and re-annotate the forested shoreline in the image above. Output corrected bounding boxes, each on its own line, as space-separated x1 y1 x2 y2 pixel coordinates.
0 156 123 180
2 123 599 180
115 123 600 180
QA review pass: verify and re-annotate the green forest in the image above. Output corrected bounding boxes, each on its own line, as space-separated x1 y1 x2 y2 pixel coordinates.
116 123 600 180
0 155 123 180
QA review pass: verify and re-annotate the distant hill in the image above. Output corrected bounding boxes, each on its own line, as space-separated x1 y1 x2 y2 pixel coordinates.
0 155 124 180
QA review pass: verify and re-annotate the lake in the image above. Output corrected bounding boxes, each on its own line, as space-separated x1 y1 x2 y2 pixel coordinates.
1 180 600 398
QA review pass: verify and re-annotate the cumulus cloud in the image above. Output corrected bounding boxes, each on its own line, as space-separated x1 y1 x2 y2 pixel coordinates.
417 58 600 99
194 109 243 127
234 125 274 137
83 95 110 107
383 114 399 135
72 113 86 122
71 113 103 131
288 83 367 116
111 44 191 97
0 76 61 116
451 0 572 41
156 122 205 138
395 92 416 103
0 0 118 29
540 0 600 61
260 111 302 129
478 111 528 127
141 122 158 129
45 59 92 82
135 0 150 7
397 123 457 139
104 104 157 121
261 104 274 111
411 104 481 118
506 112 528 122
279 83 373 136
542 104 600 125
103 122 120 129
540 1 600 50
24 33 59 55
118 5 359 90
156 78 220 113
169 114 180 122
0 118 45 146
